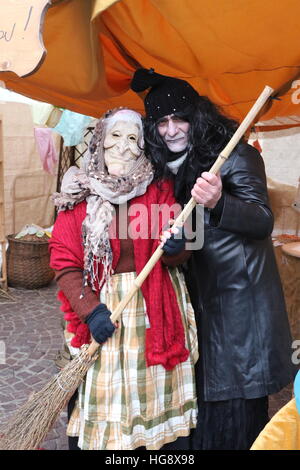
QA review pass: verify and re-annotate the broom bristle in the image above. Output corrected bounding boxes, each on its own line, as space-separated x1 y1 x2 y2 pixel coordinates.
0 345 97 450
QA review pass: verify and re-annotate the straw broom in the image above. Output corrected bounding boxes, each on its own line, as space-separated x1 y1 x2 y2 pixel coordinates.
0 85 274 450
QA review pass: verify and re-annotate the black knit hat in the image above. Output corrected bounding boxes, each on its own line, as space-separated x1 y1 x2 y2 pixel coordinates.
131 68 199 121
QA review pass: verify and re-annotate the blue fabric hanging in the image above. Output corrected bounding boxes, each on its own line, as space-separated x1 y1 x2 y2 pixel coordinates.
53 109 93 146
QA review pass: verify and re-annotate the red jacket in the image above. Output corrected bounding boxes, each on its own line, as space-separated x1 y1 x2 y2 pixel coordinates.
49 180 189 370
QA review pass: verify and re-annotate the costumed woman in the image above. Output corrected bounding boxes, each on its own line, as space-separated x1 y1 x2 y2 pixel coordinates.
49 108 198 450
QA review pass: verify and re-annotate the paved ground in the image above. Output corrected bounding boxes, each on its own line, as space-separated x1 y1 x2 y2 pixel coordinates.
0 283 68 450
0 282 295 450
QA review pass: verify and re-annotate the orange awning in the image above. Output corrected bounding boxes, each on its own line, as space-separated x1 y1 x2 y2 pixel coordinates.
1 0 300 122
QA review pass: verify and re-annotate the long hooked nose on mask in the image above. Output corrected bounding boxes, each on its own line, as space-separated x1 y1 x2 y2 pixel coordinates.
103 120 142 176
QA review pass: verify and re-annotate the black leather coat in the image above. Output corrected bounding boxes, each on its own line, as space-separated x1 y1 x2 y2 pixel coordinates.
184 143 297 401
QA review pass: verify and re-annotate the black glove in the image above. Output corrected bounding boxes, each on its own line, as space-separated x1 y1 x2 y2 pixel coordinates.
85 303 116 344
162 227 186 256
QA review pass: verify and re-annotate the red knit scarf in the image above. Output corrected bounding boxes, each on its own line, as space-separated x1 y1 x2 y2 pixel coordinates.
49 181 189 370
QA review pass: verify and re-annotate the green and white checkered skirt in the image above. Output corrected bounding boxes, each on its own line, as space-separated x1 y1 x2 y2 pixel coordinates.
65 268 198 450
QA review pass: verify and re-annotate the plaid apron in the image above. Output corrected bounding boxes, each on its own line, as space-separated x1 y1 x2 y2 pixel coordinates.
65 268 198 450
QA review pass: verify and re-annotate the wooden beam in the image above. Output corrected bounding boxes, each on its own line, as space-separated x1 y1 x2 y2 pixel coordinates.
0 116 7 290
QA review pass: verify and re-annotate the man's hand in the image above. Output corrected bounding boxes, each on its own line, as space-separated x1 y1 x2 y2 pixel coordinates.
191 172 222 209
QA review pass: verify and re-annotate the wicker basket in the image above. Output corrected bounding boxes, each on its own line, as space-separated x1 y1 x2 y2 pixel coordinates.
6 234 54 289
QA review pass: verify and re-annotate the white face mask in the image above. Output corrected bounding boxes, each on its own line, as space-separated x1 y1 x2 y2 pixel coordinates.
157 115 190 153
103 121 142 177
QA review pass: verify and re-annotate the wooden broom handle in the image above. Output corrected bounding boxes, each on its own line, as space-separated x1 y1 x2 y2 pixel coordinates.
87 85 274 357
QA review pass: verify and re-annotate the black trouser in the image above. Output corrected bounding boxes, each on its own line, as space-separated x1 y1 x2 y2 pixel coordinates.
190 395 269 450
67 390 81 451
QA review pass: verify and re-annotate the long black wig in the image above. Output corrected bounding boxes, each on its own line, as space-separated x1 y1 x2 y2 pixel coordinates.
143 96 239 204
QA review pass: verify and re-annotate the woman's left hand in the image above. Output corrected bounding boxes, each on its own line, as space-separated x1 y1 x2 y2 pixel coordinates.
160 226 186 256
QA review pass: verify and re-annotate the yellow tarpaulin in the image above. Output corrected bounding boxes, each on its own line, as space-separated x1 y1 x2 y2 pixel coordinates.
251 399 300 450
1 0 300 121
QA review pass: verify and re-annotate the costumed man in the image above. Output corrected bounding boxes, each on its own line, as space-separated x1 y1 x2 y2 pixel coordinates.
49 108 198 450
130 69 297 450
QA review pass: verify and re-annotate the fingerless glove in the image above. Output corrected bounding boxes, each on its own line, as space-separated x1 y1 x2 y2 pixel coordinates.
162 227 186 256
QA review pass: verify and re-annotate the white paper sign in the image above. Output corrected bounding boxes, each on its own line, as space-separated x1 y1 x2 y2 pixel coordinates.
0 0 51 77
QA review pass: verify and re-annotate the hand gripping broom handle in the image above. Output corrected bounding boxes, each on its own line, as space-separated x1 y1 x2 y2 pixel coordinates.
87 85 274 357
